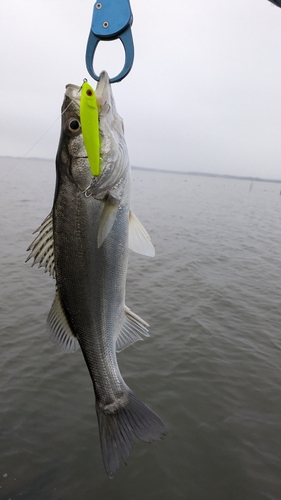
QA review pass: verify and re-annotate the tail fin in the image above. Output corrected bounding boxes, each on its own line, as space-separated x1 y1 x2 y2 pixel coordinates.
96 391 167 477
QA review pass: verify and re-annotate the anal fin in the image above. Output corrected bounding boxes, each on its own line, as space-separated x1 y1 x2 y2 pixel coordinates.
116 306 150 353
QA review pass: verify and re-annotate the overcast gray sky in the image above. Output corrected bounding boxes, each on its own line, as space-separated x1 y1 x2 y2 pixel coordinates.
1 0 281 179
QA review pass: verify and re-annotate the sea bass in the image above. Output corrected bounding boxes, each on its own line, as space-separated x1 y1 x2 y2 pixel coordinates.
26 71 166 477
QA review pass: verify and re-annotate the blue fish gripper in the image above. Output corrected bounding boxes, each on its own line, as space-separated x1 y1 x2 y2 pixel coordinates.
86 0 134 83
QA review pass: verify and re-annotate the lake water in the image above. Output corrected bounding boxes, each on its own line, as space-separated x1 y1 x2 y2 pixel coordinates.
0 157 281 500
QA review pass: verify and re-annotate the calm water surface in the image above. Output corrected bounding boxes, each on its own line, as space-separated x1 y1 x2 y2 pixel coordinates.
0 157 281 500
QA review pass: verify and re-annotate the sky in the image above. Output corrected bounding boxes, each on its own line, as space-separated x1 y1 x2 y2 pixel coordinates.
1 0 281 179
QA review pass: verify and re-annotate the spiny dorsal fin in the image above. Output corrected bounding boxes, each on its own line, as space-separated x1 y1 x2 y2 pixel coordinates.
25 211 55 277
116 306 150 353
97 197 119 248
128 211 155 257
47 292 79 353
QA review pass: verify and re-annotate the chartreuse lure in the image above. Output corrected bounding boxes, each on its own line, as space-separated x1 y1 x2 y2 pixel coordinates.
80 80 101 176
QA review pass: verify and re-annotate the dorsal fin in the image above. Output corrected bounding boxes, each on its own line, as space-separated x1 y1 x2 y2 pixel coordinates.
25 211 55 277
47 292 79 353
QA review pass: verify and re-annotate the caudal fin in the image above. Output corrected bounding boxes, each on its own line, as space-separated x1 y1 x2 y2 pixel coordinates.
96 391 167 477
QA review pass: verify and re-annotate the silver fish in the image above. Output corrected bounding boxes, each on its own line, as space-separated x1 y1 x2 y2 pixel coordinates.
26 71 166 477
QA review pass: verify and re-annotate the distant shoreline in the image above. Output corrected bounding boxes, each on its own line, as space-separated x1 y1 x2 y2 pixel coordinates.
1 156 280 184
132 165 281 184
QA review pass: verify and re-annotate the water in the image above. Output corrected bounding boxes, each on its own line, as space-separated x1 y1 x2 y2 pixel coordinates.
1 157 281 500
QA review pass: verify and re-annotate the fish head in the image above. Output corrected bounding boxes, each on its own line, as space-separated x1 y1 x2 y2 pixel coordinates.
56 72 129 195
56 84 92 191
96 71 125 137
94 71 129 193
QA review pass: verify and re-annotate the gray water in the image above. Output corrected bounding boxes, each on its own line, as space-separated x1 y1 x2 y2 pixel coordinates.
1 157 281 500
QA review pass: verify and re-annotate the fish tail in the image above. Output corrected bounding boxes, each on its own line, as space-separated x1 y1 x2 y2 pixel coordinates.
96 391 167 477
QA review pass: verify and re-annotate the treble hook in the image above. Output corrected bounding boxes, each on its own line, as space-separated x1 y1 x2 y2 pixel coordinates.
86 0 134 84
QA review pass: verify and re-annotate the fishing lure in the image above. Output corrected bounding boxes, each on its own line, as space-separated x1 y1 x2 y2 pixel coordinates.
80 80 101 176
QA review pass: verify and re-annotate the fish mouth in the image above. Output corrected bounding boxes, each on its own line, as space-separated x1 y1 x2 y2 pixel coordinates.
65 84 81 105
64 74 111 109
95 71 111 107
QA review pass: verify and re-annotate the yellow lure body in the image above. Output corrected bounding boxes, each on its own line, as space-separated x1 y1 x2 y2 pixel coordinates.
80 81 101 176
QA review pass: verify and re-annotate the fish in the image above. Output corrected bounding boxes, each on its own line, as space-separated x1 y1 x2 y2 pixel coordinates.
26 71 167 477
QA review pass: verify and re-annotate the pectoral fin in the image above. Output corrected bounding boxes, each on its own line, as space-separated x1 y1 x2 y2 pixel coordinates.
47 292 79 353
97 197 119 248
116 306 150 352
128 211 155 257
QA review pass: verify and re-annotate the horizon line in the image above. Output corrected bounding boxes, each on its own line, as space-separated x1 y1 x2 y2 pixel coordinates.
1 155 280 184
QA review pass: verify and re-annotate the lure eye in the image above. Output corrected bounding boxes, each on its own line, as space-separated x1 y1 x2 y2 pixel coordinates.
68 119 81 132
86 89 93 97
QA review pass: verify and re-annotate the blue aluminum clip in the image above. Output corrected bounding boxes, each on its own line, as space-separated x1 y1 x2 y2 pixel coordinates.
268 0 281 6
86 0 134 83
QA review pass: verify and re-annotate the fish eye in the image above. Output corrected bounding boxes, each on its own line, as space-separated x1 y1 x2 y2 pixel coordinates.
68 118 81 132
